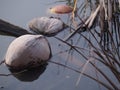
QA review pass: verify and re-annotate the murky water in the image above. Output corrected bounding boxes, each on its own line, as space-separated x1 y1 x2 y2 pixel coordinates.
0 0 107 90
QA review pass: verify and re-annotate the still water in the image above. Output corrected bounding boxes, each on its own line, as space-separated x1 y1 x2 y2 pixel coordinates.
0 0 105 90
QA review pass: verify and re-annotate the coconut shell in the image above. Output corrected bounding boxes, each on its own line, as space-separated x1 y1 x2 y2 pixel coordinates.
28 17 64 36
5 34 51 70
50 5 73 14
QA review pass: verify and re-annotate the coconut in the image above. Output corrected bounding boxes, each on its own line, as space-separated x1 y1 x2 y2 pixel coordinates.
50 5 73 14
5 34 51 70
28 17 64 36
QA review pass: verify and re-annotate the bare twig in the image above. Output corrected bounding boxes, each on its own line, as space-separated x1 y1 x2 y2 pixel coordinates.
0 60 5 66
0 69 27 76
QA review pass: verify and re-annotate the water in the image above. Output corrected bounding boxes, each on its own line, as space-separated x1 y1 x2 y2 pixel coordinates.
0 0 107 90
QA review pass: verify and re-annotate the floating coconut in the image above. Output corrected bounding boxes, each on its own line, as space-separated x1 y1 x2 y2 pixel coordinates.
28 17 64 36
49 5 73 14
5 34 51 70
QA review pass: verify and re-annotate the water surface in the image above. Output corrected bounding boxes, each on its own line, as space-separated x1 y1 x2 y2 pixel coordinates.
0 0 106 90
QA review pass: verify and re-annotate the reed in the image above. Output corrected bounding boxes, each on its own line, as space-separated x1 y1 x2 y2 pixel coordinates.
54 0 120 89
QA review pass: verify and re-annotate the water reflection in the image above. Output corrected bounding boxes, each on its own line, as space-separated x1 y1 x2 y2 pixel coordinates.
8 63 48 82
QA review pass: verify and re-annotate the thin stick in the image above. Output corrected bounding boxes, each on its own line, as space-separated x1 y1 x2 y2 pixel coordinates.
0 60 5 66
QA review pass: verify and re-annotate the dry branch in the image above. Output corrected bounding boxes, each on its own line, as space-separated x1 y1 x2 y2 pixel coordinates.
0 19 30 37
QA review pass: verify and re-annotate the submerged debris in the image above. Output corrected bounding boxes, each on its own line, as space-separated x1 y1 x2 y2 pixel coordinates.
5 34 51 70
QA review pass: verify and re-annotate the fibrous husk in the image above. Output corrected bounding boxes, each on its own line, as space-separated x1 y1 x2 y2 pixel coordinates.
28 17 64 36
5 34 51 70
50 5 73 14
